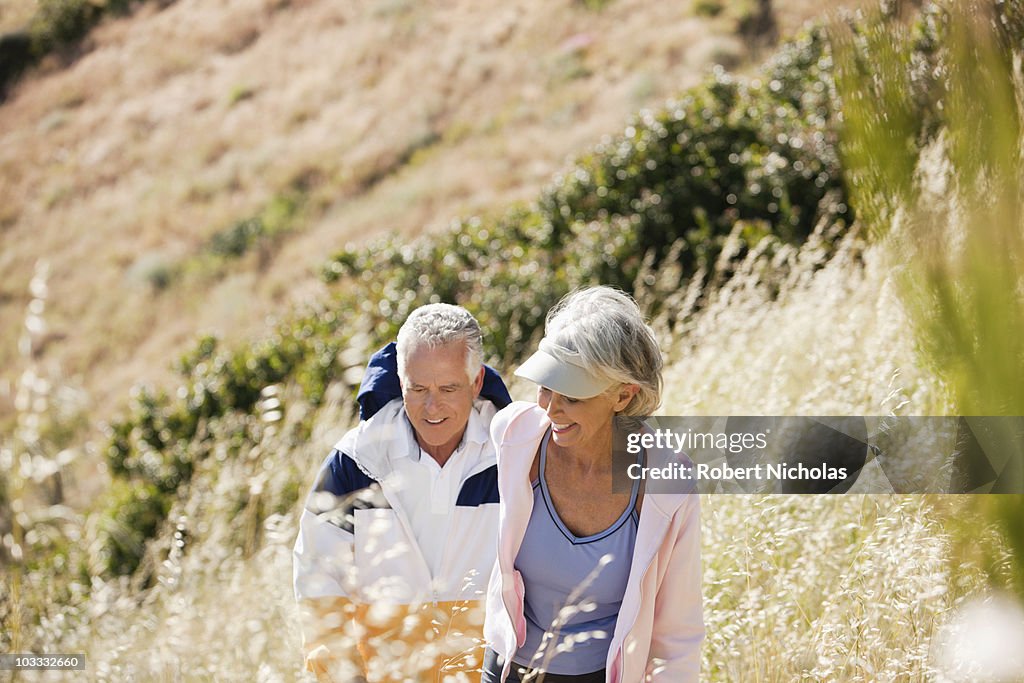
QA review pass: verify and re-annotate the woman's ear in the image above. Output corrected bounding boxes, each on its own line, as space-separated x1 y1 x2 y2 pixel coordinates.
613 383 640 413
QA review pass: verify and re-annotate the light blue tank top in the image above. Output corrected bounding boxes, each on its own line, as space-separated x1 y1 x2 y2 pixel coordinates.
512 430 641 675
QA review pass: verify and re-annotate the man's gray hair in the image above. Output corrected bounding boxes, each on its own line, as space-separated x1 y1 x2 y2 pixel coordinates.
396 303 484 383
545 286 663 416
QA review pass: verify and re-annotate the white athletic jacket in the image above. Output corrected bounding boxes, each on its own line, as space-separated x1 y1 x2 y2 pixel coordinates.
293 397 500 682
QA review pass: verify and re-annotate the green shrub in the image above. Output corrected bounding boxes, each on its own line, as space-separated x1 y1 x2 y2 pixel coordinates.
203 192 303 260
1 0 153 100
208 217 264 258
29 0 100 54
27 0 142 54
693 0 723 18
323 25 848 344
98 481 171 577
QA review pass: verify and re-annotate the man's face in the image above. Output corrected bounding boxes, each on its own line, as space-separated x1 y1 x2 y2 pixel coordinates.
401 341 484 461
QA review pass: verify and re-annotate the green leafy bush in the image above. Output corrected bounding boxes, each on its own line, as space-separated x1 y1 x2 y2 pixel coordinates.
693 0 724 18
324 25 848 348
98 481 172 577
28 0 137 55
28 0 101 54
204 192 303 260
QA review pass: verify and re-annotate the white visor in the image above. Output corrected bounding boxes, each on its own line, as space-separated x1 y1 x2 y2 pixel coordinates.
514 338 614 399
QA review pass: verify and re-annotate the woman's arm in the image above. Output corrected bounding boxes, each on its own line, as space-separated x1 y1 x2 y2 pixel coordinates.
646 494 704 682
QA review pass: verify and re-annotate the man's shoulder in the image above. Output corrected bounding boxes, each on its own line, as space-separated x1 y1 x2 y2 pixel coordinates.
315 448 379 495
330 398 409 473
306 448 392 534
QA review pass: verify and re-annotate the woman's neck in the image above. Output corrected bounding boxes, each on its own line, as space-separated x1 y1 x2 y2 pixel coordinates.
549 426 614 476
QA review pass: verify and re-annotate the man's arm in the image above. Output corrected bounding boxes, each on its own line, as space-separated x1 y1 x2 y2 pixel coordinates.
293 450 375 682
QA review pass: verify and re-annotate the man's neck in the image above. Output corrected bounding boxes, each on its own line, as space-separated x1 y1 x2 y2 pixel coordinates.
416 430 466 468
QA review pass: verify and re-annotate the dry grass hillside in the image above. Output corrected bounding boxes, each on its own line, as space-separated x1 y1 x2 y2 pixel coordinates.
0 0 862 428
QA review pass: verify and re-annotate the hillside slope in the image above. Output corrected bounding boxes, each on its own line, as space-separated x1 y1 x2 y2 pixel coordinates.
0 0 859 425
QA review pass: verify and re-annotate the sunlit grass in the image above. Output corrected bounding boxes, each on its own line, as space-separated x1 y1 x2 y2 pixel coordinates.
5 231 1004 681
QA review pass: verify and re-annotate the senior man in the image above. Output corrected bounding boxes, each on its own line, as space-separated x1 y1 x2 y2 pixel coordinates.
293 303 510 682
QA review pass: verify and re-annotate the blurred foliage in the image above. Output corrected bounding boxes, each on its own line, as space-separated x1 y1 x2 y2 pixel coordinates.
29 0 137 53
972 495 1024 595
831 2 945 235
325 25 849 347
137 192 306 293
30 0 104 54
1 268 92 653
98 308 343 575
832 0 1024 593
0 31 33 97
201 192 304 263
578 0 614 10
832 0 1024 424
206 193 303 258
693 0 725 19
207 217 266 258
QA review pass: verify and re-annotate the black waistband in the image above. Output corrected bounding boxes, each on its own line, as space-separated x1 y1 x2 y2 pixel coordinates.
483 648 605 683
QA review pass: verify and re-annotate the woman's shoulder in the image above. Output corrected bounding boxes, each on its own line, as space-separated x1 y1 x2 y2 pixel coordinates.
639 489 700 528
490 401 549 445
639 439 699 519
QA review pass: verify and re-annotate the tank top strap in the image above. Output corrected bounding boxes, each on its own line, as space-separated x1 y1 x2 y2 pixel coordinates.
537 429 644 541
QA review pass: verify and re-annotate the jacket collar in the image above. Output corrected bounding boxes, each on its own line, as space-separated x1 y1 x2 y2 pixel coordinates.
336 397 496 479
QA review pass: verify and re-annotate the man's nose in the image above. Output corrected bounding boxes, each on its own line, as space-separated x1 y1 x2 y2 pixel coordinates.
424 390 440 411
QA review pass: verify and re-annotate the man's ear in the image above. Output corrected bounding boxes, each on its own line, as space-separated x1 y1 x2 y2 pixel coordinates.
472 366 485 397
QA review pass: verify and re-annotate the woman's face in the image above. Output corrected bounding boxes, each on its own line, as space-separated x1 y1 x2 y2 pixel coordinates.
537 384 637 450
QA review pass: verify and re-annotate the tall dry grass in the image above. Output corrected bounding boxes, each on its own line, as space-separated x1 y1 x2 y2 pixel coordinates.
658 227 942 417
6 228 1006 681
655 226 986 680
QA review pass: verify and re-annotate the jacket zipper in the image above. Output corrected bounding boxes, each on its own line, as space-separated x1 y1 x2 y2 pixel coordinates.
377 477 434 591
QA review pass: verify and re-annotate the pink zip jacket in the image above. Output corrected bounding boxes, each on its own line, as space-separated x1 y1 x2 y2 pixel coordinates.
483 402 704 682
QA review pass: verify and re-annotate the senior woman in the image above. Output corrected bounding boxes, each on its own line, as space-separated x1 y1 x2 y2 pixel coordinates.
482 286 703 683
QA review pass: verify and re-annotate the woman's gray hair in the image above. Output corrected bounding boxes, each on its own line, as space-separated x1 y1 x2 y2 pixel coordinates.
396 303 484 383
544 286 663 416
